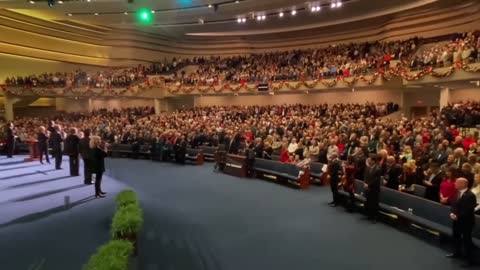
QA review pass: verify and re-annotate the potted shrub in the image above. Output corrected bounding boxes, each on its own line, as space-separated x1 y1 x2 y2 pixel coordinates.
111 203 143 255
115 190 138 208
83 240 133 270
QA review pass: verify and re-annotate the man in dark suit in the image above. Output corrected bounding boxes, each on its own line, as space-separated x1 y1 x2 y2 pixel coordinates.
37 126 49 164
446 177 477 267
79 129 92 184
384 156 402 190
328 153 343 207
423 162 443 202
50 125 63 170
364 155 382 223
5 123 15 158
64 128 80 176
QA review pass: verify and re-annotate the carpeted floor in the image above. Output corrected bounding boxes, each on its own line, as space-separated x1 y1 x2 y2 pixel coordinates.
0 156 470 270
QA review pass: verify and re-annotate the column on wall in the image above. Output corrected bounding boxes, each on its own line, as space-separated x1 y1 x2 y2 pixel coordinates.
154 98 167 115
4 94 20 121
439 87 450 109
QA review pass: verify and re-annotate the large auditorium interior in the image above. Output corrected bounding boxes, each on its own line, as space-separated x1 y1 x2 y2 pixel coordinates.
1 0 480 269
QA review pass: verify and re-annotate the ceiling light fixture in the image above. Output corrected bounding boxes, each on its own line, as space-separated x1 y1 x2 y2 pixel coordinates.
151 10 155 13
29 0 35 4
235 0 239 3
337 1 342 7
237 18 242 23
291 9 296 15
67 13 72 16
278 11 284 17
331 2 337 8
94 12 99 15
124 11 128 15
208 4 212 8
242 18 246 22
58 0 63 4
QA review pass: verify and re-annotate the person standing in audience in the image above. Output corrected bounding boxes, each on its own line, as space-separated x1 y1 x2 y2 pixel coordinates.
440 167 458 205
364 155 382 223
50 125 63 170
384 156 402 190
423 162 443 202
446 178 477 267
342 156 356 212
89 136 108 198
64 128 80 176
5 122 15 158
328 153 343 207
79 129 92 184
37 126 49 164
472 174 480 214
460 163 475 189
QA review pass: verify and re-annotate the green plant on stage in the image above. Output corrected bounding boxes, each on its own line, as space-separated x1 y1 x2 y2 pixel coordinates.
115 190 138 208
111 203 143 238
83 240 133 270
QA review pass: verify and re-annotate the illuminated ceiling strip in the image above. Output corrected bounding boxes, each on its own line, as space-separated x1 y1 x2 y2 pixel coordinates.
66 0 246 16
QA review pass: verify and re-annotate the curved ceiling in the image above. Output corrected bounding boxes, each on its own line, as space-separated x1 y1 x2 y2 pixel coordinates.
0 0 475 38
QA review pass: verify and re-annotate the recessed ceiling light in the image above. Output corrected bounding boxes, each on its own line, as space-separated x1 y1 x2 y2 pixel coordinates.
237 18 242 23
291 9 296 15
261 15 266 20
58 0 63 3
337 1 342 7
151 10 155 13
235 0 240 3
242 18 246 22
208 4 212 8
94 12 99 15
67 13 72 16
124 11 128 15
29 0 35 4
331 2 337 8
279 12 284 17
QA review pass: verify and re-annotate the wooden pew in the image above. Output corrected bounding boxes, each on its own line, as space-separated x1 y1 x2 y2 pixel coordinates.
253 159 310 189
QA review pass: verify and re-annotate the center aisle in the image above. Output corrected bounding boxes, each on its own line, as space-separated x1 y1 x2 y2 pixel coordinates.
106 158 460 270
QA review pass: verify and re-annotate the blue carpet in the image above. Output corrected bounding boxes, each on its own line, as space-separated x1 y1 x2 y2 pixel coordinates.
106 158 466 270
0 157 468 270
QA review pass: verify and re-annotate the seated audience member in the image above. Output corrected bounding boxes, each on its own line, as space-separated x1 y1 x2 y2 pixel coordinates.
441 154 456 173
296 152 312 169
423 162 443 202
400 145 413 162
280 143 290 163
288 138 298 154
439 167 458 205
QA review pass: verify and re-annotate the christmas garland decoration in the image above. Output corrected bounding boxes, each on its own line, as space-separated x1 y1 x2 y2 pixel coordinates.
1 62 479 96
164 62 479 94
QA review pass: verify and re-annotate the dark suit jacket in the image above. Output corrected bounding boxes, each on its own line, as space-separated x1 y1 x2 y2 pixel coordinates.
424 173 443 202
90 148 107 173
64 135 80 156
37 132 48 149
364 165 382 192
385 165 402 190
451 190 477 228
79 136 90 159
6 127 14 142
329 159 343 183
50 131 63 152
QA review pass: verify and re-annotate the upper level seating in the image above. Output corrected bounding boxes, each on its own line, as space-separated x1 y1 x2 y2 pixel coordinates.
441 101 480 127
3 31 478 90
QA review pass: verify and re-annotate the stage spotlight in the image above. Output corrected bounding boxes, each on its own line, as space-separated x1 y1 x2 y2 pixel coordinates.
47 0 55 7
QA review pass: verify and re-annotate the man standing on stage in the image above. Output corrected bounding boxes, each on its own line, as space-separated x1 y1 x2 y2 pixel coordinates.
5 122 15 158
64 128 80 176
446 177 477 267
79 129 92 185
50 125 63 170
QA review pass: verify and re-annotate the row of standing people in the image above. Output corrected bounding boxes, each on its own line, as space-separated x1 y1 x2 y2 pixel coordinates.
328 154 477 267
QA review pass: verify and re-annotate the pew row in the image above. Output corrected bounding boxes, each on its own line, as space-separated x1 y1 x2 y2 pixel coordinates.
339 180 480 243
253 158 310 189
110 143 204 165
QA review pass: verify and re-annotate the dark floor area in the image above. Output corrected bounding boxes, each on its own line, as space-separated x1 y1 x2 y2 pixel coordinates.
0 156 470 270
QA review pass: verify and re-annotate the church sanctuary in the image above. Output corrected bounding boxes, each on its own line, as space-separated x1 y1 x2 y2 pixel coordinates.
1 0 480 269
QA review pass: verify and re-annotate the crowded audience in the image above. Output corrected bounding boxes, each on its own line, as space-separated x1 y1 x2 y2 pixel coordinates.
4 31 479 89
